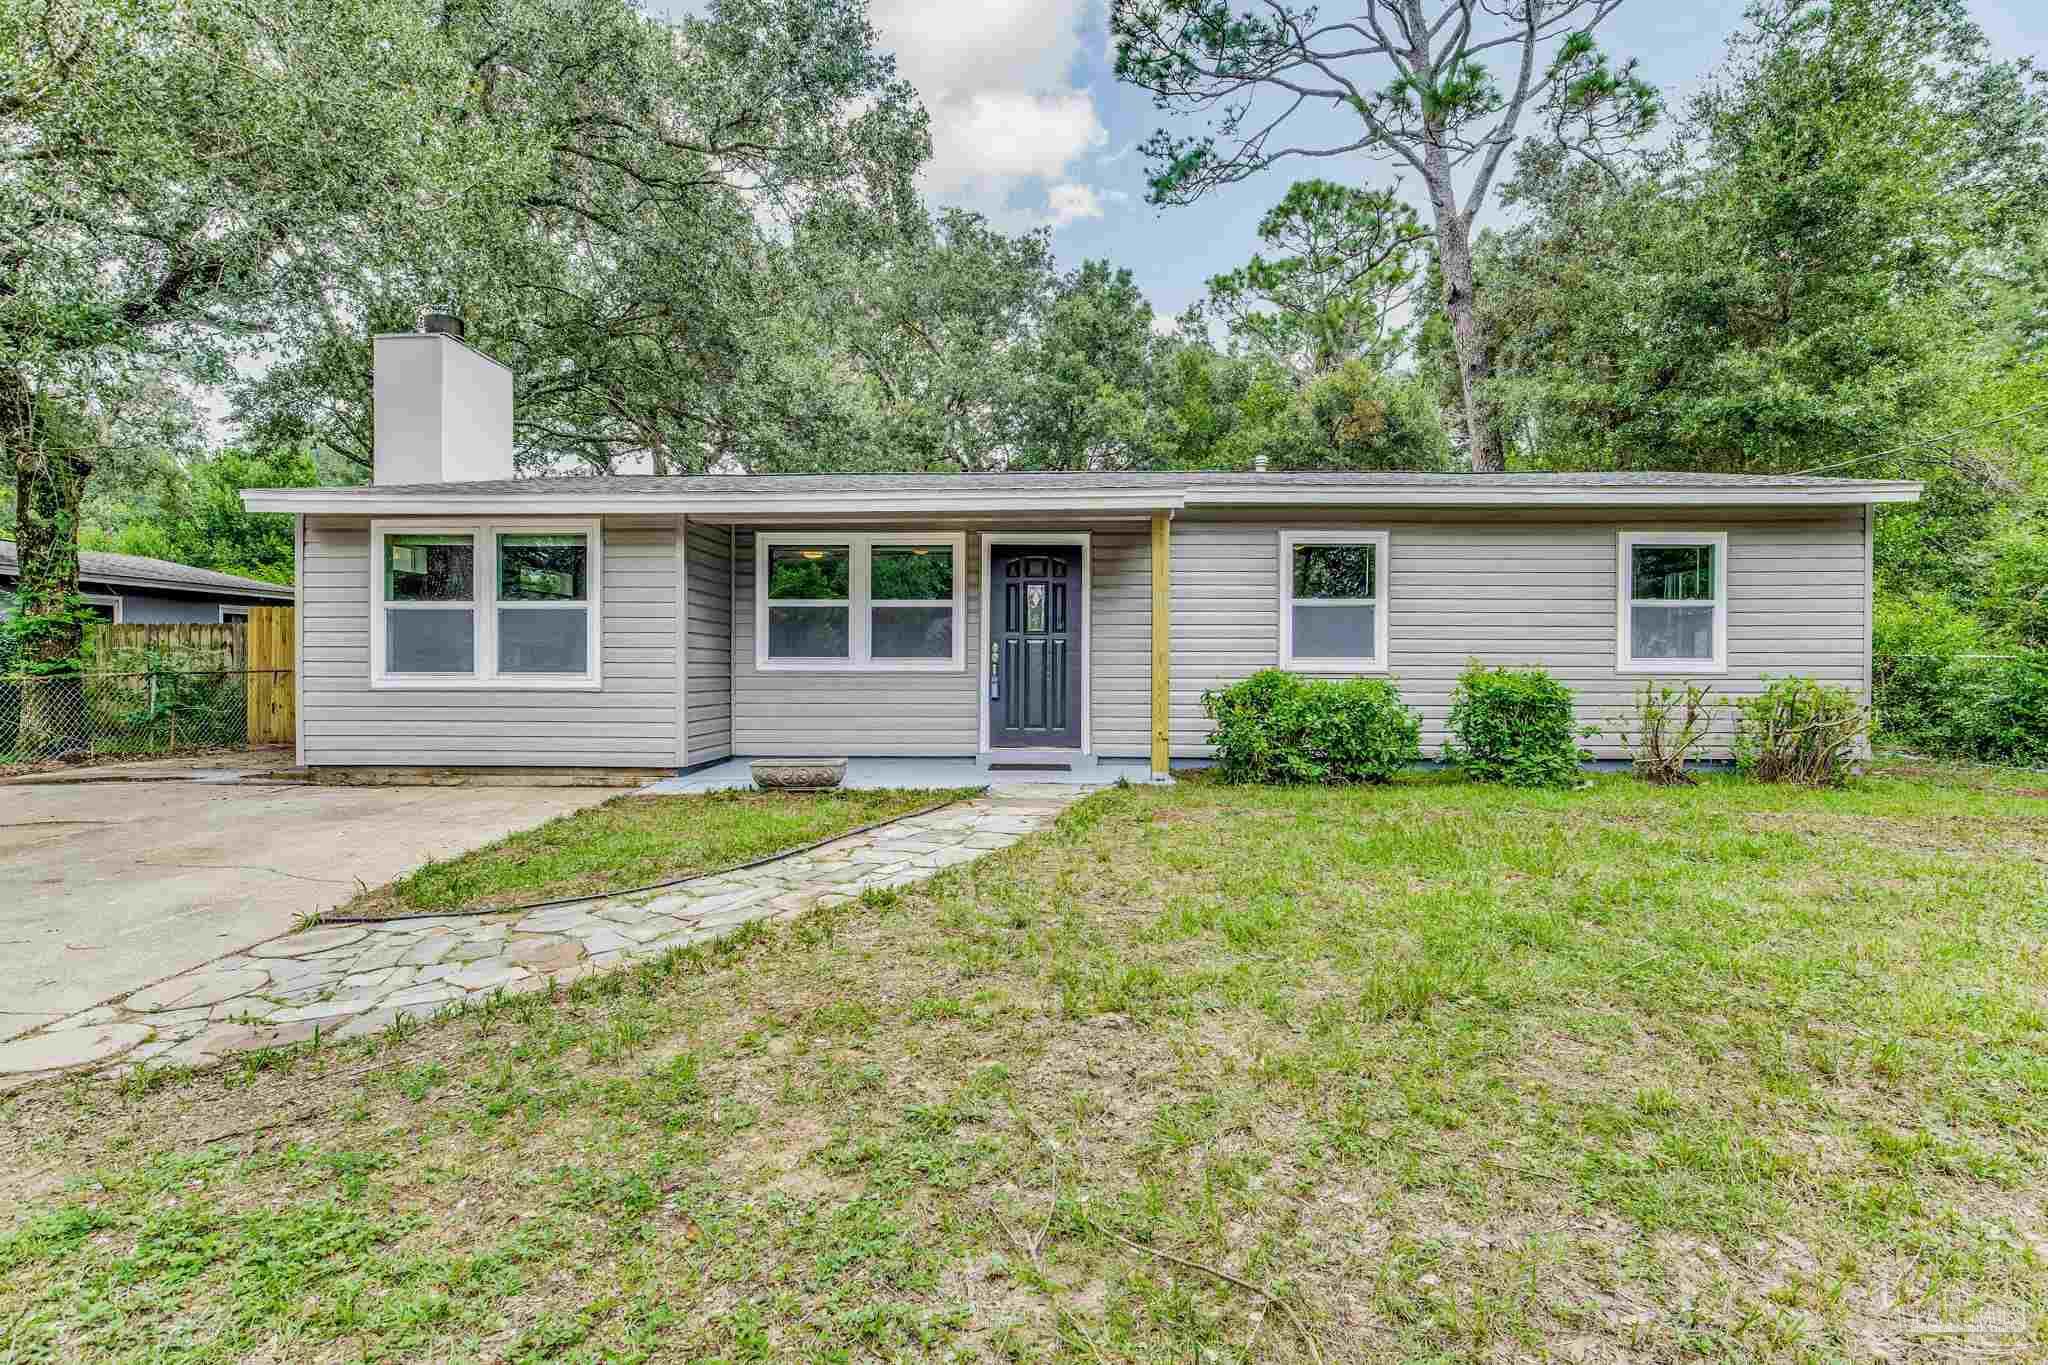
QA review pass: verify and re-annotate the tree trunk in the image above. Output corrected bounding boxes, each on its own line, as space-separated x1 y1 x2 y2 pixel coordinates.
6 369 95 754
1432 213 1507 473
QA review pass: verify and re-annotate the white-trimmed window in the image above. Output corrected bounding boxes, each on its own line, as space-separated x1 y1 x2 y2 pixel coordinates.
371 520 601 689
79 593 122 624
219 606 250 625
1617 530 1727 673
1278 530 1389 671
756 531 964 672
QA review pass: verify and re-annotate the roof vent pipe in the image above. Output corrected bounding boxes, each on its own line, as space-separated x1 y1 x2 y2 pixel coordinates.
1251 454 1268 473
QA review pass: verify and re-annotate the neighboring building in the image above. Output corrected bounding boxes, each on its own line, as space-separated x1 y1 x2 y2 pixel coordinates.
243 326 1922 776
0 541 294 625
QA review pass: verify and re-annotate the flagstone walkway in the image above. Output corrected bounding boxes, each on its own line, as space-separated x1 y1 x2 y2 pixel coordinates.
0 787 1088 1088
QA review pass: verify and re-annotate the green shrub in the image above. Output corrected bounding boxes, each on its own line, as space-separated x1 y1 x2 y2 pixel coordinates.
1733 676 1866 786
1873 593 2048 765
1872 593 1991 757
1976 655 2048 768
1610 679 1722 786
1442 663 1588 788
1202 668 1421 784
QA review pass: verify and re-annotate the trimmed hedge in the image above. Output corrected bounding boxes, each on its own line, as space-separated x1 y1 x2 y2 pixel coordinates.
1442 663 1587 788
1202 669 1421 784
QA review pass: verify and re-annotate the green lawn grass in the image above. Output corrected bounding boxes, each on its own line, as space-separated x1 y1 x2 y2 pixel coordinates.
326 786 973 920
3 762 2044 1361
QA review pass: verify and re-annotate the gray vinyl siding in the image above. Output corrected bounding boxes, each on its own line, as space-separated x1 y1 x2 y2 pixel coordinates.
1088 526 1152 757
112 591 246 623
1 581 290 623
298 514 680 767
732 527 981 756
1166 508 1871 760
731 524 1152 756
684 519 733 765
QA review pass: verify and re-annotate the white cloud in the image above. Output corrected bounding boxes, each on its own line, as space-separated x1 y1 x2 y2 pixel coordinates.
870 0 1088 92
868 0 1107 216
934 92 1105 194
1046 182 1104 228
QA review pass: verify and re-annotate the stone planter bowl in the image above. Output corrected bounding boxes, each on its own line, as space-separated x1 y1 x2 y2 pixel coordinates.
751 757 848 791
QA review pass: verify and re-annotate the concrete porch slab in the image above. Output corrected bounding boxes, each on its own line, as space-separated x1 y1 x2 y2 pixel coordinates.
637 756 1164 795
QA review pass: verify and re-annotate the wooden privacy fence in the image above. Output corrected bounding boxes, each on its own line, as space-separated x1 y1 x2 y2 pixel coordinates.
86 621 245 672
245 606 295 745
79 608 296 747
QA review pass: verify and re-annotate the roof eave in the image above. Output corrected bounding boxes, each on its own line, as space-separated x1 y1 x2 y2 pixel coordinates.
1191 484 1923 507
0 569 293 599
240 489 1195 516
242 481 1924 516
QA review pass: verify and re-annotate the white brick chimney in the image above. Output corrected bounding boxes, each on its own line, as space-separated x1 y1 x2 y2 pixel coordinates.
372 316 513 485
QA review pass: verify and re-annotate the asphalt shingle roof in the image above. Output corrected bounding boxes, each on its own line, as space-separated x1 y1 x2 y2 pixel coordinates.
347 469 1913 498
0 541 293 599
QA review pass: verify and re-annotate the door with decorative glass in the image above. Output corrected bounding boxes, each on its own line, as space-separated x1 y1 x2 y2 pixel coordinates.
989 547 1082 748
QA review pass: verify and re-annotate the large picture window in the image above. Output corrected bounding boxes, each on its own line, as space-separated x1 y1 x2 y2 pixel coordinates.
1617 530 1727 673
1278 530 1390 671
371 521 600 689
755 532 964 671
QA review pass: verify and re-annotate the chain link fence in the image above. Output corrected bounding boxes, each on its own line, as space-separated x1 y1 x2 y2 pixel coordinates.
0 669 289 769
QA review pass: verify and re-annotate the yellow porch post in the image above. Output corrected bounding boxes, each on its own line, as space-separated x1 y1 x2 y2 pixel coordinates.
1150 510 1171 780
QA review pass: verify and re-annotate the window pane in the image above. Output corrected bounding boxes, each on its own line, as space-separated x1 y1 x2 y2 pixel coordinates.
767 604 850 658
872 605 952 658
499 534 587 602
767 545 850 600
1631 603 1716 660
386 607 475 673
871 546 952 600
498 607 588 674
1631 544 1714 600
385 535 473 601
1292 543 1377 599
1291 603 1376 659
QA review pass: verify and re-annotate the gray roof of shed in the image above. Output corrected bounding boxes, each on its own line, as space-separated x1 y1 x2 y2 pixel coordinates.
0 540 294 599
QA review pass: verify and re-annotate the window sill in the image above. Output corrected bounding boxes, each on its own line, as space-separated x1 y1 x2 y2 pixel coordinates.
1615 660 1726 675
1280 658 1388 674
754 659 965 674
371 676 604 692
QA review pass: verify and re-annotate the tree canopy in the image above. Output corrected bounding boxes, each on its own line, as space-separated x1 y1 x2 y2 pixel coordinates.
1201 180 1427 379
1110 0 1659 469
2 0 532 670
3 0 2044 699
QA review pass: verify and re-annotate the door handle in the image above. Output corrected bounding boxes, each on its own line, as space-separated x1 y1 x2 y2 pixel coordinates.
989 640 1000 699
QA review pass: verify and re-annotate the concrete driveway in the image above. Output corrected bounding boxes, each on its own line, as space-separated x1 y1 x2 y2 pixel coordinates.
0 775 616 1042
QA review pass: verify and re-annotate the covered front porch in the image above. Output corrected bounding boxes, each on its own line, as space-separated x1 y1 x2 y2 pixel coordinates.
689 509 1176 781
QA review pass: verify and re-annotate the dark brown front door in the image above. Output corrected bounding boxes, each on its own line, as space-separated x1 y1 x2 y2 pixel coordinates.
990 546 1082 748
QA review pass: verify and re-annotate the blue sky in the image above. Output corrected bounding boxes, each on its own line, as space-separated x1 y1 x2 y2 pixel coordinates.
835 0 2048 325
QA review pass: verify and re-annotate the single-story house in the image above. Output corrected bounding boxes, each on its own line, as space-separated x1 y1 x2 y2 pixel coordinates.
0 541 294 625
242 327 1922 778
